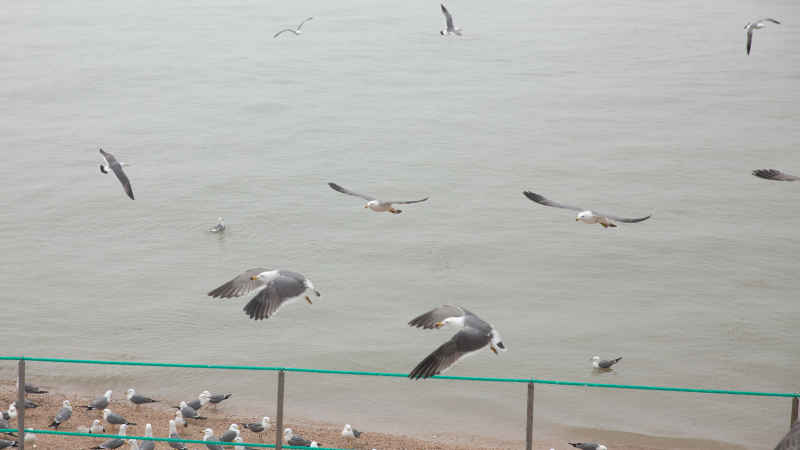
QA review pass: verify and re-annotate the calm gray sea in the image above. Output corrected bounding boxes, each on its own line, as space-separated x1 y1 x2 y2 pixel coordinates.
2 0 799 448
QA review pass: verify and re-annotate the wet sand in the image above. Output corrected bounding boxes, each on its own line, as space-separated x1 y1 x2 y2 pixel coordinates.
0 383 744 450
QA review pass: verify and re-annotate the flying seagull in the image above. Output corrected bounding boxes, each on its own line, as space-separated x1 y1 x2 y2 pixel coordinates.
99 148 134 200
168 419 189 450
242 417 270 437
274 17 314 38
592 356 622 370
209 217 226 233
208 268 320 320
408 305 506 379
104 408 137 427
202 428 224 450
91 424 127 450
127 388 158 407
440 4 462 36
569 443 608 450
48 400 72 429
341 424 362 439
752 169 799 182
523 191 651 228
745 18 780 55
328 182 429 214
81 390 112 410
284 428 312 447
774 420 800 450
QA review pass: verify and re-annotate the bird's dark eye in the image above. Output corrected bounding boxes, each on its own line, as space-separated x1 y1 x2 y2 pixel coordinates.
497 342 505 349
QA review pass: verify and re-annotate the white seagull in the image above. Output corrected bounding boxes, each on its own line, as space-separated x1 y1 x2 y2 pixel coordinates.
209 217 226 233
440 4 462 36
744 18 780 55
523 191 651 228
341 424 362 439
274 17 314 38
208 268 320 320
591 356 622 370
408 305 506 379
99 148 134 200
329 182 429 214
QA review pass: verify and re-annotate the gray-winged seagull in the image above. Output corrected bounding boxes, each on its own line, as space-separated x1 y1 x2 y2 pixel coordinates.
744 18 780 55
168 419 189 449
408 305 506 379
342 424 362 439
104 408 137 427
202 428 224 450
91 424 127 449
440 4 462 36
99 149 134 200
82 390 112 410
209 217 226 233
569 443 607 450
591 356 622 370
329 182 429 214
523 191 651 228
208 268 320 320
274 17 313 38
179 401 207 421
284 428 313 447
127 388 158 407
48 400 72 429
752 169 799 182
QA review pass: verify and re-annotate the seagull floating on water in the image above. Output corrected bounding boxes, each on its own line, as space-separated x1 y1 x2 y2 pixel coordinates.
329 182 429 214
744 18 780 55
569 443 607 450
591 356 622 370
48 400 72 429
440 4 462 36
209 217 226 233
523 191 651 228
752 169 798 182
274 17 314 38
99 149 134 200
342 424 362 439
408 305 506 379
208 268 320 320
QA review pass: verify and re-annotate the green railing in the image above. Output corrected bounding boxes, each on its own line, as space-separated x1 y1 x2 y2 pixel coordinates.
2 355 798 450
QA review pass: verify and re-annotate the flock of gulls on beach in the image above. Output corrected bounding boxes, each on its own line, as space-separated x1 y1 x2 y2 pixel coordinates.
13 3 792 450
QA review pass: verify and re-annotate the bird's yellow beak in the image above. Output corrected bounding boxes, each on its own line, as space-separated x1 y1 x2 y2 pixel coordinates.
250 276 258 280
305 296 313 304
434 322 444 329
491 345 498 354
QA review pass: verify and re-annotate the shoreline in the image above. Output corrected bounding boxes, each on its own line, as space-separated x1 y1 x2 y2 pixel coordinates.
0 383 745 449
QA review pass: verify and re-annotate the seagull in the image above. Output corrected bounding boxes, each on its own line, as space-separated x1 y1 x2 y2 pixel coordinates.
78 418 106 434
242 416 270 437
220 424 241 443
774 420 800 450
48 400 72 429
139 424 155 450
328 182 429 214
126 439 140 450
81 390 112 411
0 440 16 449
202 428 224 450
0 416 13 437
174 391 210 411
91 423 127 449
341 424 362 439
174 410 187 428
569 443 607 450
208 268 320 320
104 408 137 427
178 401 207 421
5 404 16 421
209 217 226 233
591 356 622 370
168 419 189 450
523 191 651 228
440 4 462 36
99 148 135 200
310 443 319 448
232 437 259 450
127 389 158 407
744 18 780 55
23 383 47 394
284 428 312 447
408 305 506 379
752 169 799 182
203 391 232 408
274 17 314 38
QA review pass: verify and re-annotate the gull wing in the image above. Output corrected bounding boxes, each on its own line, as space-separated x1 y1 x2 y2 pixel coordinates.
440 4 454 31
208 268 269 298
387 197 429 205
523 191 583 212
752 169 799 181
100 149 134 200
328 182 375 201
408 305 466 329
409 327 491 379
242 274 308 320
600 212 651 223
296 16 314 30
747 29 753 54
274 29 299 38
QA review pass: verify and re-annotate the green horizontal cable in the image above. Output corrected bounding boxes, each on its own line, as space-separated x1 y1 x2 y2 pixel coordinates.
0 428 344 450
1 355 797 398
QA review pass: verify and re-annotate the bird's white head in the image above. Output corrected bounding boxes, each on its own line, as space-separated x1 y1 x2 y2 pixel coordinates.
145 423 153 437
92 419 101 426
490 329 506 354
126 388 135 399
284 428 293 439
202 428 214 439
179 401 187 408
105 390 113 399
63 400 72 408
592 355 600 361
576 211 593 222
175 410 184 418
262 416 271 426
103 408 111 418
229 424 240 431
598 446 608 450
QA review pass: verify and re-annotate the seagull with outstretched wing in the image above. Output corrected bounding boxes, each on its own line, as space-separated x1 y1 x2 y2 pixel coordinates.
99 149 134 200
329 182 429 214
745 18 780 55
208 268 320 320
440 4 462 36
523 191 651 228
274 17 314 38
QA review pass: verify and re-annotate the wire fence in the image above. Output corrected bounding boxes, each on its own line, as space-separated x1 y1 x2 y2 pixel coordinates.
2 355 798 450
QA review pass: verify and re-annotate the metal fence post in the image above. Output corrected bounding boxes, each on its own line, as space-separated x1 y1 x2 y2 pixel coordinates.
17 359 25 450
526 381 534 450
275 370 285 450
791 395 799 428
